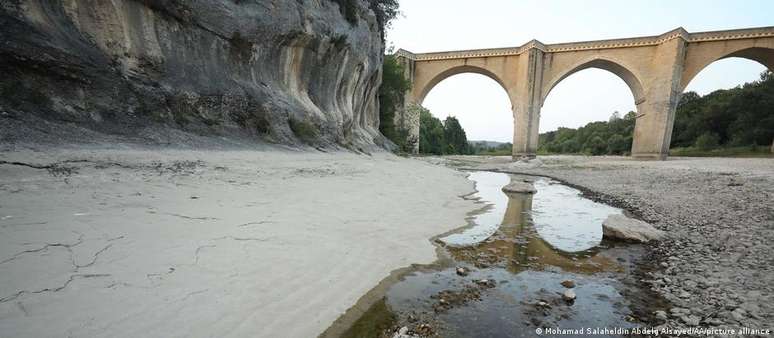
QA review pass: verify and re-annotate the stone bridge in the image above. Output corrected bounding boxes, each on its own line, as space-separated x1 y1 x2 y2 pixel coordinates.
394 26 774 159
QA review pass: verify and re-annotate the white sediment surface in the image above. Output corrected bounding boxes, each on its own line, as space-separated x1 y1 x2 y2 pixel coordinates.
0 149 476 338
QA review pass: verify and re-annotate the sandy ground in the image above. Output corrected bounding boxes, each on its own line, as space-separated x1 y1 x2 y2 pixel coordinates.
433 155 774 332
0 149 477 338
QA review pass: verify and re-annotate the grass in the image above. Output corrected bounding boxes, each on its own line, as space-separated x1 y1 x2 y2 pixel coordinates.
669 146 773 158
475 148 512 156
340 298 396 338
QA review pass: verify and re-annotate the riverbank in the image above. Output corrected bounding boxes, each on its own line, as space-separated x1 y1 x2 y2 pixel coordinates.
430 155 774 333
0 148 477 337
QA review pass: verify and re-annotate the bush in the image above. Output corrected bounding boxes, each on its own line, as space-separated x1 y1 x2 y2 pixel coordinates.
368 0 400 40
333 0 359 25
288 118 318 144
607 134 628 155
586 136 607 155
694 132 720 150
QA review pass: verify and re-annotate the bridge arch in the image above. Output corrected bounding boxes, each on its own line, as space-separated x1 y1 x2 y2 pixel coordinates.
680 47 774 92
413 64 512 105
541 57 646 106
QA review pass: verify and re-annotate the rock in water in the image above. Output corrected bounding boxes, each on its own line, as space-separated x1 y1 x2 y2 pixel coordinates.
602 214 665 243
455 267 469 276
560 280 575 288
562 289 576 302
0 1 387 149
502 181 537 194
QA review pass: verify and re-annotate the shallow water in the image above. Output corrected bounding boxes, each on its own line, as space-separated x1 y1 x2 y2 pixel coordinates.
342 171 642 338
441 171 621 252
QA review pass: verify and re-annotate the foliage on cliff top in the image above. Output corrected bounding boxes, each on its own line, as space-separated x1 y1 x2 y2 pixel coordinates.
368 0 400 40
331 0 400 41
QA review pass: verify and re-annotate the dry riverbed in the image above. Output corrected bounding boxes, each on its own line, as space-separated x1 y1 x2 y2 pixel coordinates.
0 149 478 338
430 155 774 335
2 151 772 338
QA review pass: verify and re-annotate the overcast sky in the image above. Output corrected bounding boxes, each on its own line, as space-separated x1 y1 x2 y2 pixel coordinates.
386 0 773 142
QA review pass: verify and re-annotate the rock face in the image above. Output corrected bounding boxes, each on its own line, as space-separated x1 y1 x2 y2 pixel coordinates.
602 214 665 243
0 0 388 149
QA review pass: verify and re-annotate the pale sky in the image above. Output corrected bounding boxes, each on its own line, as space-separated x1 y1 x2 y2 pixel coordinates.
386 0 773 142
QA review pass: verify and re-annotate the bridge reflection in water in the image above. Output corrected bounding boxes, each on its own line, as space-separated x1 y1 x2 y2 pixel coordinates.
340 171 640 338
444 172 622 275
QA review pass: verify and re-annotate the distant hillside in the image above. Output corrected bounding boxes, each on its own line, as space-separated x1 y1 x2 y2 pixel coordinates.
469 140 507 148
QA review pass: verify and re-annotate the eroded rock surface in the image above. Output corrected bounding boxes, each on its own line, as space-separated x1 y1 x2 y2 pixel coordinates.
0 0 387 150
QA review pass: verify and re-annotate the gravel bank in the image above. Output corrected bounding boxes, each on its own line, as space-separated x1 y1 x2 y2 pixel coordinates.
431 155 774 334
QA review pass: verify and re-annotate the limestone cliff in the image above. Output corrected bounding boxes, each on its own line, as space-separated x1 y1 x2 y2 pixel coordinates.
0 0 388 150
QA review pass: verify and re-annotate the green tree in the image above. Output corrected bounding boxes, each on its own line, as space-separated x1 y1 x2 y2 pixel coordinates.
671 70 773 150
415 107 474 155
694 132 720 150
586 135 608 155
378 55 411 151
368 0 400 41
560 139 580 153
418 107 445 155
443 116 470 154
607 134 628 155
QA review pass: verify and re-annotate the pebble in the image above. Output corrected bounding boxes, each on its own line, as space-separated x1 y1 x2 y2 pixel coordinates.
681 315 701 326
731 308 746 321
562 289 576 302
560 280 575 288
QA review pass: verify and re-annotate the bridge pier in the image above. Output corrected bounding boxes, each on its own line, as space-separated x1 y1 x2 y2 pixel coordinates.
631 37 686 160
511 46 544 160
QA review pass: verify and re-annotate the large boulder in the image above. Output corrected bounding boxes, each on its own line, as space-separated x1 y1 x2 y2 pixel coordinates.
502 181 537 194
602 214 664 243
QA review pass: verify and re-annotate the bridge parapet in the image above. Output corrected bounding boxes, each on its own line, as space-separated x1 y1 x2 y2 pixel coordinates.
396 26 774 61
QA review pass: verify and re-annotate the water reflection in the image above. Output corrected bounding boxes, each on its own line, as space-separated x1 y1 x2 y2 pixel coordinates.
531 179 621 252
449 183 622 275
341 172 637 338
441 172 511 246
441 171 620 253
